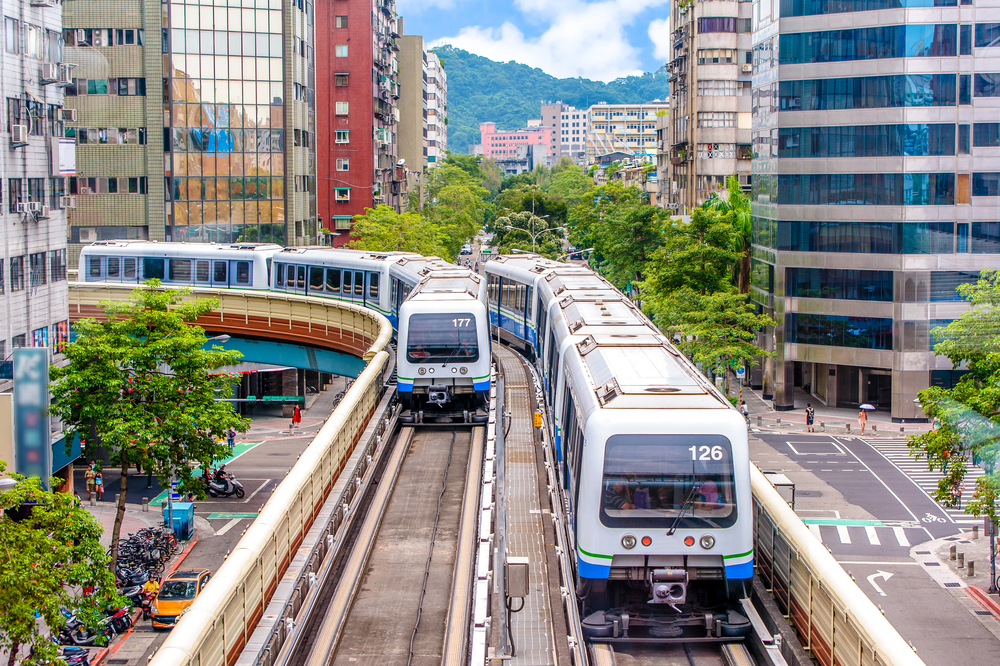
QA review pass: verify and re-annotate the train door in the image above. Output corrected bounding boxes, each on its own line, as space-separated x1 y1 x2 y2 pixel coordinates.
366 271 380 308
352 271 364 302
194 259 211 286
229 260 252 288
122 257 138 283
211 260 229 287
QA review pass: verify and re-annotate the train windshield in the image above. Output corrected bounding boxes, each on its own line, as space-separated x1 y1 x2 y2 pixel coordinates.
600 434 737 529
406 313 479 363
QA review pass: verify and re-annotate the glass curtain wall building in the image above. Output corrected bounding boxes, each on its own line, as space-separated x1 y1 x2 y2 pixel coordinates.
66 0 316 253
751 0 1000 420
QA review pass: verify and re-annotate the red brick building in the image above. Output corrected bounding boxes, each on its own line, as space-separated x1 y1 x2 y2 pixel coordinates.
316 0 400 246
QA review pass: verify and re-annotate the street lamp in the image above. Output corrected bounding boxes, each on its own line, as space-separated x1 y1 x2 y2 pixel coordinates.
505 219 566 253
209 334 231 344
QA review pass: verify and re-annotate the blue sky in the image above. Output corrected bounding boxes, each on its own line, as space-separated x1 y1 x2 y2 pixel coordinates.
397 0 673 82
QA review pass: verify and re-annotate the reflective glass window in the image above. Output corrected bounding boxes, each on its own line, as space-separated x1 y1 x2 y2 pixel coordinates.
777 124 954 157
974 73 1000 97
973 173 1000 196
772 221 959 253
782 0 954 16
780 25 956 64
777 173 954 205
785 313 893 349
972 223 1000 253
974 123 1000 146
976 23 1000 47
786 268 894 301
326 268 340 292
779 74 956 110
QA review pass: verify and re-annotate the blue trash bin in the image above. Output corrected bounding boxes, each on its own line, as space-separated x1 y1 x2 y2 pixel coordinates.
162 502 195 540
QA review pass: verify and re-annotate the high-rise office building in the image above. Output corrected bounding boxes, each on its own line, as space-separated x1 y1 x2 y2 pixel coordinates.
0 0 71 367
316 0 399 246
750 0 1000 421
65 0 317 258
665 2 752 213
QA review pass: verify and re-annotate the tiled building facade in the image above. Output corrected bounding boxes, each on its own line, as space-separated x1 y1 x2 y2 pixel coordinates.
0 0 71 366
750 0 1000 421
585 101 668 163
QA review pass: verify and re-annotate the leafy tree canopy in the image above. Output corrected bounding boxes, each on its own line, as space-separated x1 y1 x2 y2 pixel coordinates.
350 205 449 257
494 211 565 259
49 284 249 568
0 463 121 664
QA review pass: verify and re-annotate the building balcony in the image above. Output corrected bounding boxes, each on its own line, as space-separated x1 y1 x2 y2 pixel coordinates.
737 144 753 159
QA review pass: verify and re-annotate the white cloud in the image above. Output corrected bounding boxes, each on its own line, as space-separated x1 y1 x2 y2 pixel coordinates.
427 0 669 82
647 17 671 60
397 0 458 13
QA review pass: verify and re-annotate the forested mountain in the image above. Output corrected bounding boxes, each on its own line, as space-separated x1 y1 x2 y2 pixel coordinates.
432 46 670 154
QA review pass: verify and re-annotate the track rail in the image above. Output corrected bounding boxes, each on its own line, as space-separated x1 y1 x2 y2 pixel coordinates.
278 425 485 666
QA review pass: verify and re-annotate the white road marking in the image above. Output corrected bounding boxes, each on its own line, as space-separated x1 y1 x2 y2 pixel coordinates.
837 525 852 544
809 524 823 542
215 518 242 536
866 570 894 596
893 527 910 547
242 478 272 504
865 526 881 546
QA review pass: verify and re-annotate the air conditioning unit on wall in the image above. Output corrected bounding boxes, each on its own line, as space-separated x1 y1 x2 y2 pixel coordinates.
11 124 27 145
78 228 96 242
741 64 752 73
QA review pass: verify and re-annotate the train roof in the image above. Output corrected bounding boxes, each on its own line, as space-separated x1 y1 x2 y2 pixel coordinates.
408 269 482 301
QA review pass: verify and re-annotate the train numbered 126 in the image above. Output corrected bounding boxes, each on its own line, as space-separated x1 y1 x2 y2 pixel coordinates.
78 241 491 422
485 253 753 641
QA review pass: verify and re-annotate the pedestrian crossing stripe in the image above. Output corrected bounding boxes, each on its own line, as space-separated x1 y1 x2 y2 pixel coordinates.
863 437 984 524
808 523 921 547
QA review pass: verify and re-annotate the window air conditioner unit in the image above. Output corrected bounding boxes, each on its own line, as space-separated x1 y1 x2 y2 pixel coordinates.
15 203 28 213
59 195 76 208
30 0 55 6
75 29 86 43
78 228 96 242
741 64 752 73
39 205 50 218
41 62 59 83
58 64 75 86
61 108 77 121
92 31 106 47
26 201 41 212
11 124 27 144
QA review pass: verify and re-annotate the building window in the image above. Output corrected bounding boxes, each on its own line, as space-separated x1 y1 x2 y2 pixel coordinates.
27 178 44 203
698 112 736 128
335 73 348 86
785 313 893 350
335 101 349 115
334 188 350 201
50 249 67 282
10 255 24 291
698 17 737 33
8 178 21 213
29 252 45 287
335 15 348 28
335 44 348 57
697 143 736 159
333 216 351 230
335 130 349 143
698 80 737 96
698 48 737 64
779 74 957 110
5 18 18 54
779 25 957 64
0 259 3 293
336 158 349 171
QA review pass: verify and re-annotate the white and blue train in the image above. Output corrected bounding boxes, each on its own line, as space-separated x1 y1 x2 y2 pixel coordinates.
485 253 752 640
78 241 491 420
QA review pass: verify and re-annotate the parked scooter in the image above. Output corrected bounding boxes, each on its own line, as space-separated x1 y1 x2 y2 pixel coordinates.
57 607 129 646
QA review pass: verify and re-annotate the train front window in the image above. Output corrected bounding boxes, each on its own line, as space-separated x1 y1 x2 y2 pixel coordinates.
406 313 480 363
600 434 737 529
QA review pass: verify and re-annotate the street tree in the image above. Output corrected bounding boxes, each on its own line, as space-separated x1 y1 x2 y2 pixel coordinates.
49 284 249 569
350 205 449 257
909 270 1000 523
0 462 120 665
423 164 490 256
494 210 565 259
702 176 752 293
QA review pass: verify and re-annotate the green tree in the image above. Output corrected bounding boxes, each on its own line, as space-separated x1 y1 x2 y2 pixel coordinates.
494 210 565 259
479 158 504 197
546 163 593 214
909 271 1000 523
350 205 449 257
49 284 249 569
423 164 490 256
587 191 665 305
702 176 752 293
0 463 121 665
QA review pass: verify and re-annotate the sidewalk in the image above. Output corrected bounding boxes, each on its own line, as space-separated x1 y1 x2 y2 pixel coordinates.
730 378 934 437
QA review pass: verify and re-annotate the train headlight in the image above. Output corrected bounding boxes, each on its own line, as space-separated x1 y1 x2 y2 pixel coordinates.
418 368 426 375
452 367 458 374
683 536 695 547
460 367 468 375
699 534 715 550
428 368 435 374
621 534 637 549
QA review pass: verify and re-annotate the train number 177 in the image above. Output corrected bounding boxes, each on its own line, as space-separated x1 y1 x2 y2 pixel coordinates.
452 318 471 327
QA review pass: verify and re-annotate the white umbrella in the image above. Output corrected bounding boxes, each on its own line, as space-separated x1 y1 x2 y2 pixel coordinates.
860 403 876 410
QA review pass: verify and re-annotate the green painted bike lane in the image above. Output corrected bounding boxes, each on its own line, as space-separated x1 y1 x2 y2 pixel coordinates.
148 441 261 506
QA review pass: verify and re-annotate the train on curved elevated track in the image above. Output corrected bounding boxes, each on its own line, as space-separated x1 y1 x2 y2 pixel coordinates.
485 253 753 641
77 241 490 423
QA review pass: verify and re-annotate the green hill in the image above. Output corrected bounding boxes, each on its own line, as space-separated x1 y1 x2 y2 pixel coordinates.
432 45 670 154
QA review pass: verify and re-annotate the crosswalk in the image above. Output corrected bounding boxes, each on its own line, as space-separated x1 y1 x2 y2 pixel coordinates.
864 437 985 525
805 522 926 550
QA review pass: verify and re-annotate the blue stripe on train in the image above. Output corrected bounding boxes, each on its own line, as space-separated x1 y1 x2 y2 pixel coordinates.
473 378 490 391
578 557 611 579
725 560 753 579
396 381 413 393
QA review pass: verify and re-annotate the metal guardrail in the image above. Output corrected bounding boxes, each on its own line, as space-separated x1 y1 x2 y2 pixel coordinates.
151 351 390 666
68 282 392 361
752 465 926 666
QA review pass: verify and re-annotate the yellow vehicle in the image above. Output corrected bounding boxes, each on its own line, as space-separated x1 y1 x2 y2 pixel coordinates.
150 569 212 629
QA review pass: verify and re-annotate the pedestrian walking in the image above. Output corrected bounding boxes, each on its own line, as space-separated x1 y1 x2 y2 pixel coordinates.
84 462 96 500
292 405 302 428
805 403 815 433
94 469 104 501
227 426 236 450
858 407 868 435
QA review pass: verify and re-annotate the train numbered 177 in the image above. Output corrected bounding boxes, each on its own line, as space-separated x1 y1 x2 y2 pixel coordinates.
77 240 490 423
485 253 753 641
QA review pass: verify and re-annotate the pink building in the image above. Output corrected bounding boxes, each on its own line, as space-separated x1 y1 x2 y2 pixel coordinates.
479 123 553 159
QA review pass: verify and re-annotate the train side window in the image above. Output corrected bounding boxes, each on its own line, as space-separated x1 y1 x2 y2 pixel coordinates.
402 283 412 301
143 257 165 280
214 261 227 283
309 266 324 291
236 261 251 285
354 271 363 296
107 257 120 279
295 265 305 289
169 259 192 282
196 260 210 283
547 333 558 403
369 273 379 299
526 286 533 318
537 297 547 352
285 264 295 287
327 268 341 292
343 270 353 294
390 277 399 308
275 263 285 287
87 256 102 279
517 284 525 315
123 258 136 280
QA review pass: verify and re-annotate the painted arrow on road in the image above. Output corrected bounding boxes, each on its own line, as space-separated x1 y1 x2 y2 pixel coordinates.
867 570 894 596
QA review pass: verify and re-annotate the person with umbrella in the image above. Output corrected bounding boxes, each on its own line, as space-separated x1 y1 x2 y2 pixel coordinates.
858 404 874 435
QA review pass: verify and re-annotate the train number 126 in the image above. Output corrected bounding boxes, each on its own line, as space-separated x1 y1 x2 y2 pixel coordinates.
452 318 471 327
689 445 724 461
